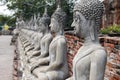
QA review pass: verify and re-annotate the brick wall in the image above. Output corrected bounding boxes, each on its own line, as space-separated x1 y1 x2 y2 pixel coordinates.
100 37 120 80
65 33 120 80
102 0 120 28
65 34 83 76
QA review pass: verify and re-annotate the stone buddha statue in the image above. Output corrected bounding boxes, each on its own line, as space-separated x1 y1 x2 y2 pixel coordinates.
20 16 44 80
23 15 43 53
22 30 34 47
11 17 20 44
20 17 25 28
22 7 53 80
28 6 53 62
21 17 36 49
28 17 34 30
14 17 20 33
15 17 19 29
23 32 37 53
20 17 42 62
36 13 41 24
32 5 69 80
67 0 107 80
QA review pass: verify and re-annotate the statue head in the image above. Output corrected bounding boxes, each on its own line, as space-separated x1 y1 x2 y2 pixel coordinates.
36 13 41 23
72 0 104 40
38 7 50 32
37 13 41 19
19 17 25 29
50 6 67 33
16 17 19 29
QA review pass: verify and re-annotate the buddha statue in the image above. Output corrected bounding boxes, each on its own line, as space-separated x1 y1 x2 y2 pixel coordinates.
36 13 41 24
11 17 20 44
66 0 107 80
21 17 36 49
20 18 44 80
28 6 53 62
23 16 43 53
22 30 34 48
20 17 25 28
32 5 69 80
23 25 43 64
23 7 53 80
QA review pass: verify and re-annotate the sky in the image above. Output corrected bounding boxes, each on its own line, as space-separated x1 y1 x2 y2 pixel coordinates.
0 2 15 16
0 0 104 16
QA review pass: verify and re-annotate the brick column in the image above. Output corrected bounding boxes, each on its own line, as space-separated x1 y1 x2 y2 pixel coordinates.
113 0 120 25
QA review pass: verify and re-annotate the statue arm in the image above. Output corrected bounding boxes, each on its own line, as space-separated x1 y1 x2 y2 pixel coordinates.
40 38 51 58
34 45 40 50
29 50 41 59
46 38 66 71
38 57 50 65
31 57 50 71
35 37 42 50
33 37 40 50
90 49 107 80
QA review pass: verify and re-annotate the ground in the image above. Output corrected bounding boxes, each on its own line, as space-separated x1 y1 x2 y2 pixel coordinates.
0 35 14 80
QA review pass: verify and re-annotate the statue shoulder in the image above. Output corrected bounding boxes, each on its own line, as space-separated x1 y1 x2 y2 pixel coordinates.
57 37 66 45
92 47 107 61
47 33 53 39
42 33 53 42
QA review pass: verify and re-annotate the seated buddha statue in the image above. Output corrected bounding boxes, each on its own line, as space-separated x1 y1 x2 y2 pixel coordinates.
66 0 107 80
28 7 53 63
32 5 69 80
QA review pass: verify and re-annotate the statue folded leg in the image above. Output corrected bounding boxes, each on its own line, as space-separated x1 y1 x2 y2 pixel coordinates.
32 66 48 75
34 70 67 80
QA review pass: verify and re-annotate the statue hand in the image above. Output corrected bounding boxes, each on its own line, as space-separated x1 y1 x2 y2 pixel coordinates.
31 62 39 72
66 76 73 80
38 67 49 73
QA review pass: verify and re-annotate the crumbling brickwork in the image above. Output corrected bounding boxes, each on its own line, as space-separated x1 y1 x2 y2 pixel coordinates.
65 33 120 80
102 0 120 28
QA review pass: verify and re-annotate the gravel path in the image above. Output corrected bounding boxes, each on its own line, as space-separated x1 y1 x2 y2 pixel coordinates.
0 35 14 80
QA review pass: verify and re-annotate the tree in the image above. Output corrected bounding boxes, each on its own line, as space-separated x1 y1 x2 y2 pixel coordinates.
7 0 55 19
6 0 75 29
0 15 16 27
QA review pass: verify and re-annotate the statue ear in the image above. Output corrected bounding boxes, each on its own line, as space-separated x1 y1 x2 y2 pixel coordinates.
89 20 95 40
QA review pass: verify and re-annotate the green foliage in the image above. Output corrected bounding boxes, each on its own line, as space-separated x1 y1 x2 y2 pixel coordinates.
6 0 74 29
0 15 16 27
7 0 56 19
100 24 120 34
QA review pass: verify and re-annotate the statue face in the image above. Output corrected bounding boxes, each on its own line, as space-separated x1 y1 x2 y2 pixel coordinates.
49 18 59 33
71 11 87 38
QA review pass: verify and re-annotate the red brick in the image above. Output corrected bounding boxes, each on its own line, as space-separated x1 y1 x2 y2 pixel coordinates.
65 34 120 79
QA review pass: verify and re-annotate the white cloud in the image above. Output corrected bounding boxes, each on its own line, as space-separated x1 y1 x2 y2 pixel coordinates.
0 2 15 16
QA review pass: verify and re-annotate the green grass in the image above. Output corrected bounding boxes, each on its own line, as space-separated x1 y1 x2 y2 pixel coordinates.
100 24 120 34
